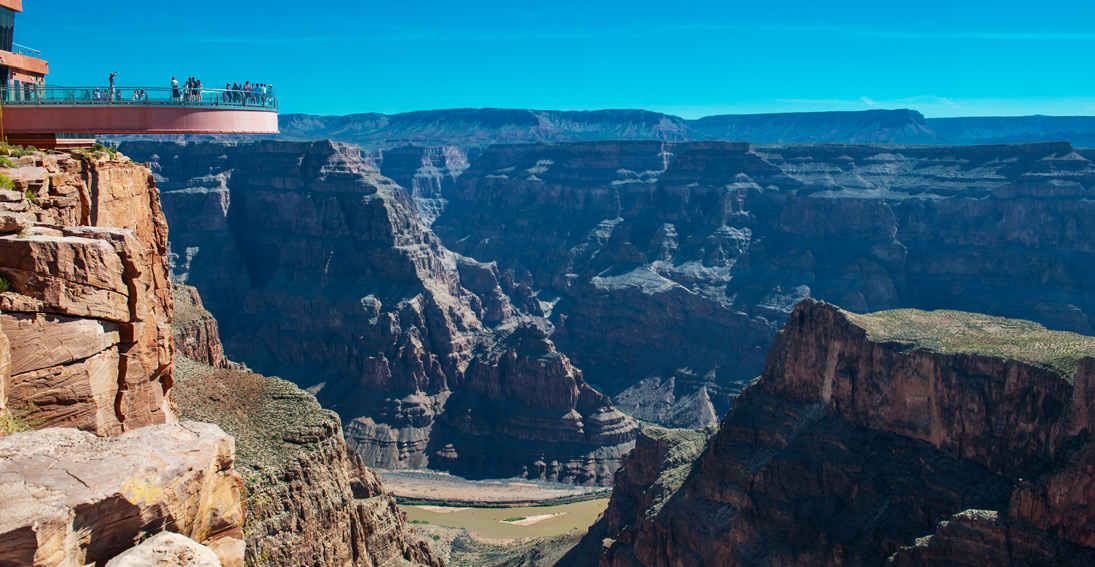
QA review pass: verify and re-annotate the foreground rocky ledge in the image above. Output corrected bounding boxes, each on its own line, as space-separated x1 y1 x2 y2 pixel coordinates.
0 422 244 567
580 299 1095 567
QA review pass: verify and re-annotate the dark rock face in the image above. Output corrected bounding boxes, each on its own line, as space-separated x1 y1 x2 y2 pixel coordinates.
430 140 1095 426
584 300 1095 567
119 140 637 484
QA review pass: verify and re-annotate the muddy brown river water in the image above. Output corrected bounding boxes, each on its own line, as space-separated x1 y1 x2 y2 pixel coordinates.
399 498 609 539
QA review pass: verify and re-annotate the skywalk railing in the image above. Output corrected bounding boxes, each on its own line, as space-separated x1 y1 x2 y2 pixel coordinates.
10 43 41 59
0 85 277 111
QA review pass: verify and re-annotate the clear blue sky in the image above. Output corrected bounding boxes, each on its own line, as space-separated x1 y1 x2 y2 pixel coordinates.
23 0 1095 118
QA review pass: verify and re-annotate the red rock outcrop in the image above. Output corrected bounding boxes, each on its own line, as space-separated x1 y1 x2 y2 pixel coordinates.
0 421 244 567
583 300 1095 567
118 140 637 484
0 150 173 434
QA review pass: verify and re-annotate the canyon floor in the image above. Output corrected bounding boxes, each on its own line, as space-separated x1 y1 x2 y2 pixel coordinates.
380 468 608 504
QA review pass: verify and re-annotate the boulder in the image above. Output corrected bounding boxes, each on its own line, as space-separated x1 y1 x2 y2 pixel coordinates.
0 422 244 567
105 532 221 567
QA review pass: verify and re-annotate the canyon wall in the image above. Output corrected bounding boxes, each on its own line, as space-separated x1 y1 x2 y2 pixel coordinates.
122 139 1095 436
425 140 1095 426
0 150 173 434
120 140 637 484
372 145 474 226
584 300 1095 567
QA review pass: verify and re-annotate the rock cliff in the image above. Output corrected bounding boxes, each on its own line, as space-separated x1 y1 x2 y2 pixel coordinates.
584 300 1095 567
0 150 173 434
119 140 637 483
428 140 1095 427
173 356 442 567
172 284 232 369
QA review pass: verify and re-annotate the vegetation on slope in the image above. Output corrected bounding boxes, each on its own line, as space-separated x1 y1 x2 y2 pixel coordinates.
846 307 1095 380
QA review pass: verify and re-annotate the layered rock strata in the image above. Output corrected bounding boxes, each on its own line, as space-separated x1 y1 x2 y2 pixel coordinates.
118 139 637 483
0 422 244 567
173 356 442 567
0 150 173 434
428 140 1095 427
585 300 1095 567
373 145 473 226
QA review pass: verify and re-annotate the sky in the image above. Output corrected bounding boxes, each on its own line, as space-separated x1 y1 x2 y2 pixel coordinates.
21 0 1095 118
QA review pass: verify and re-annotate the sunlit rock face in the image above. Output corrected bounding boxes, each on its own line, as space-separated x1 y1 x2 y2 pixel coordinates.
0 151 173 435
120 140 638 485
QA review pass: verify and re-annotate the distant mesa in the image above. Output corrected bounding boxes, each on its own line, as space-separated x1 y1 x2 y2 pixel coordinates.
270 107 1095 150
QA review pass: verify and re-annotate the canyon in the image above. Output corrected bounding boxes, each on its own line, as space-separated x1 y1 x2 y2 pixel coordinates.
418 140 1095 426
120 140 638 484
119 138 1095 452
579 300 1095 566
2 124 1094 565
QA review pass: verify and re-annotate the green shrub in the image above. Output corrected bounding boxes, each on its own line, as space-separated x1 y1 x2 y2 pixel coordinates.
0 174 13 191
0 405 38 436
23 187 35 202
0 277 10 292
502 516 527 522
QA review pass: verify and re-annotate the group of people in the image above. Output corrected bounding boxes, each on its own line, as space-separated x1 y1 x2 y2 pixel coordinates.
222 81 274 106
164 76 274 106
170 77 206 102
78 73 276 106
89 87 126 101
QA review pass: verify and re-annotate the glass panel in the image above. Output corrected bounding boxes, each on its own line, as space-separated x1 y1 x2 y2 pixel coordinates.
0 8 13 53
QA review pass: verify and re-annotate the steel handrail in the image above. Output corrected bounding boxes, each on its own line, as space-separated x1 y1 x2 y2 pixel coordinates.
10 43 41 59
0 85 278 111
